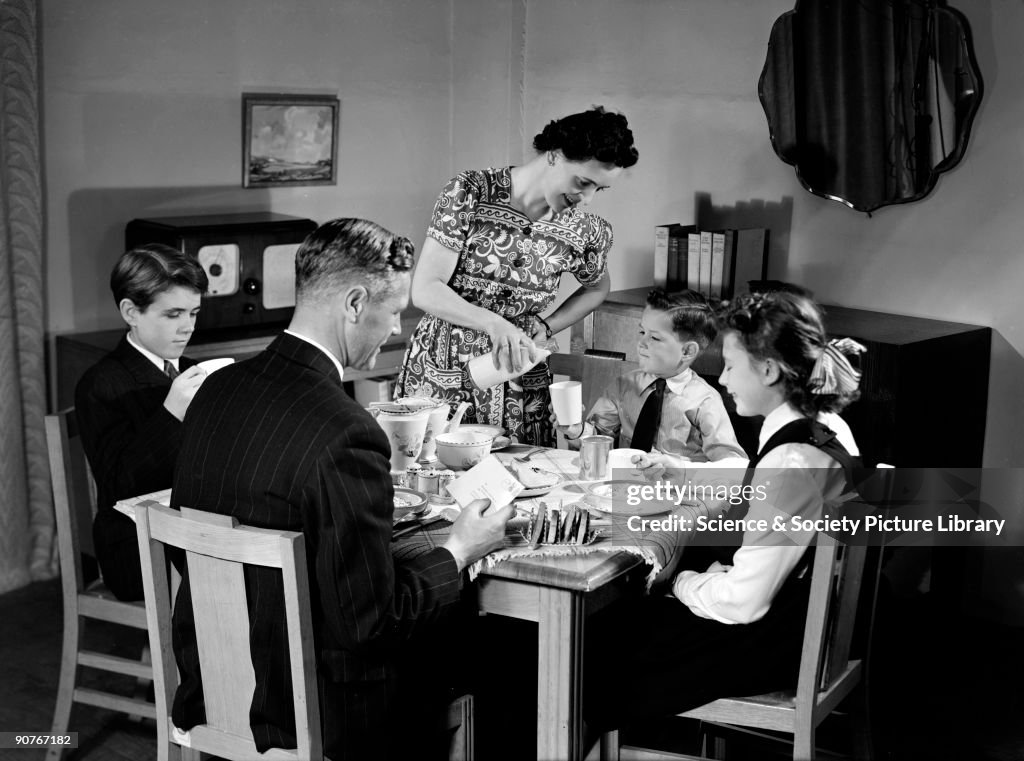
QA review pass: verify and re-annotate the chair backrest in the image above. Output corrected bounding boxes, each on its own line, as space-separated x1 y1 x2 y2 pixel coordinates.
795 500 870 711
45 409 98 598
135 503 322 760
548 352 640 413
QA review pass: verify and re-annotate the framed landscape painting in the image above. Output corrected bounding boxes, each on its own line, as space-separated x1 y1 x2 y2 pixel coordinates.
242 93 339 188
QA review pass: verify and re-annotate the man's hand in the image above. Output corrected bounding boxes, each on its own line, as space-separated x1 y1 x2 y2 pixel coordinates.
163 365 207 421
442 498 515 572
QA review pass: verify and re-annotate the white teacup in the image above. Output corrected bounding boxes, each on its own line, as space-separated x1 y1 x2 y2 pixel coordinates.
608 447 646 474
549 380 583 425
197 357 234 374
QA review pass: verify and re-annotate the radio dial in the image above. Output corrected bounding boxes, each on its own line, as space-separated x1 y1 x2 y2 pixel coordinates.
209 263 223 276
243 303 256 314
243 278 261 295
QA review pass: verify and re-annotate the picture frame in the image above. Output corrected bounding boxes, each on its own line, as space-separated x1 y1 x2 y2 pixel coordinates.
242 93 339 188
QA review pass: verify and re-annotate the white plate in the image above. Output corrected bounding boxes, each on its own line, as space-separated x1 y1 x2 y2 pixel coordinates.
583 479 678 517
490 435 511 452
512 466 562 498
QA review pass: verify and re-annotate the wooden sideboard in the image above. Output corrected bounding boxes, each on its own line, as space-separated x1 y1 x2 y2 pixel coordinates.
571 287 991 468
55 311 423 410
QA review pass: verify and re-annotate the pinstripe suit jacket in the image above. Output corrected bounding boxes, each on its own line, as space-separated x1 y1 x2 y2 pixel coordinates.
169 332 461 754
76 335 196 600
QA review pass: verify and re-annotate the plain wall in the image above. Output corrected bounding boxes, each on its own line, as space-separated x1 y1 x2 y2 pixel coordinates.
43 0 1023 617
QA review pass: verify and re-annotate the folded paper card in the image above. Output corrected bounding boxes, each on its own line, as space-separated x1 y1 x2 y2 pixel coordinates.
445 454 524 510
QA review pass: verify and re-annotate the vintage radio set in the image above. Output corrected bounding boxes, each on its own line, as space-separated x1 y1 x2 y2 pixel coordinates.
125 212 318 332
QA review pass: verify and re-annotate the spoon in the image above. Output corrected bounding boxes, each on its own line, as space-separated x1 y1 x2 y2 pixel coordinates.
446 402 470 433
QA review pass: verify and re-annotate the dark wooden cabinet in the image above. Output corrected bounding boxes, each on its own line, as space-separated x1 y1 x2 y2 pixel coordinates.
572 288 991 467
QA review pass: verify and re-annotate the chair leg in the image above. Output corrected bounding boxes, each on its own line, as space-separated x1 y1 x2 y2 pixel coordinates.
129 644 153 723
793 722 815 761
47 612 81 761
447 693 474 761
599 729 619 761
698 723 727 760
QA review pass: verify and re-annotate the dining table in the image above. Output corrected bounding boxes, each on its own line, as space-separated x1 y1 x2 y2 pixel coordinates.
116 444 730 761
396 444 731 761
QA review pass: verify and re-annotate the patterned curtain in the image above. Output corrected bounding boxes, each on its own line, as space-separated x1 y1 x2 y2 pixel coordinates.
0 0 54 594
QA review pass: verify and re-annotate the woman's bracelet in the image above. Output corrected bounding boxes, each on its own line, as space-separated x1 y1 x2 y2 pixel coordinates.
535 314 553 340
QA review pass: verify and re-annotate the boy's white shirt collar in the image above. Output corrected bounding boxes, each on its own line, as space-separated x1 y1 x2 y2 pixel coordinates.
664 366 694 395
285 329 346 381
126 331 175 373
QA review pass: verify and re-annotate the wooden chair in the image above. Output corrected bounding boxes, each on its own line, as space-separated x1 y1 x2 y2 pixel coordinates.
44 408 156 761
136 502 323 761
600 501 872 761
135 502 477 761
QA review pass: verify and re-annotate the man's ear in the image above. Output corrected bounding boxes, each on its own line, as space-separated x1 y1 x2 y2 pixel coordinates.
119 298 140 327
343 285 369 322
682 340 700 360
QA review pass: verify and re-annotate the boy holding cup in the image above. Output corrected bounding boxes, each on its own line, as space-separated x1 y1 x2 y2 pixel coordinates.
556 289 747 465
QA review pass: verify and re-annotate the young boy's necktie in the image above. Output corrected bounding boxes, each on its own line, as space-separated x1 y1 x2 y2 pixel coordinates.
164 360 179 380
631 377 666 451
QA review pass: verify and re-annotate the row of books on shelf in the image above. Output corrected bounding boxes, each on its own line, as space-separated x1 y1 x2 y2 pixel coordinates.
653 224 769 299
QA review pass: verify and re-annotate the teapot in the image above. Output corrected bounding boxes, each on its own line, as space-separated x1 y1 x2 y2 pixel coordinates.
372 398 470 464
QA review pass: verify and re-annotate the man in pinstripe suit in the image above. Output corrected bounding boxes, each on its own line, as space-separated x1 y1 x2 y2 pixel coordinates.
170 218 512 760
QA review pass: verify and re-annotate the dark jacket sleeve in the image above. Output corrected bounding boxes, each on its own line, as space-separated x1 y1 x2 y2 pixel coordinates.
307 417 460 665
75 363 184 507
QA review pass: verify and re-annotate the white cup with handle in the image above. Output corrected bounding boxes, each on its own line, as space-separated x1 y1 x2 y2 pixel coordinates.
608 447 646 477
197 357 234 374
549 380 583 426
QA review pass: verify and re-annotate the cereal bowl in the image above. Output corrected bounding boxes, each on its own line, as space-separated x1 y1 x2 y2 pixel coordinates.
393 487 429 521
435 431 493 470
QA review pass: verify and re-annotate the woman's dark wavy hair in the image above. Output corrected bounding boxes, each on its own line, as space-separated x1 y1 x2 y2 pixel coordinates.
533 106 638 168
646 289 717 349
719 290 859 416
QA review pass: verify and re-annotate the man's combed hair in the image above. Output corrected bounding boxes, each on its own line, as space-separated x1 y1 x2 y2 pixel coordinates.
110 243 208 309
646 288 717 349
533 106 639 168
295 218 415 303
719 289 859 415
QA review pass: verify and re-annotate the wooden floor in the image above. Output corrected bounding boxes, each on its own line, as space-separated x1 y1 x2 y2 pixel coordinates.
1 578 1022 761
0 579 156 761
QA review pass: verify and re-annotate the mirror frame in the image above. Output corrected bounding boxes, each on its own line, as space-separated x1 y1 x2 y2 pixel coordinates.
758 0 984 213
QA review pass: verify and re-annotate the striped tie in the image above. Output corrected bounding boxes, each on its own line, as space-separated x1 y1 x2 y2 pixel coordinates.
164 360 180 380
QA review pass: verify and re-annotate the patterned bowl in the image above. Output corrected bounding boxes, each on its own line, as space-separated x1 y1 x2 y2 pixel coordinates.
435 431 493 470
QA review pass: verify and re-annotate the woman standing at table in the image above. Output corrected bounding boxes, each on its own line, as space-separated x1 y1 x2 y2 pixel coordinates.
397 106 638 446
75 244 208 601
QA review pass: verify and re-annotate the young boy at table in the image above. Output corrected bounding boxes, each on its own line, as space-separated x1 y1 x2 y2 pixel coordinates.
558 288 747 464
75 244 208 601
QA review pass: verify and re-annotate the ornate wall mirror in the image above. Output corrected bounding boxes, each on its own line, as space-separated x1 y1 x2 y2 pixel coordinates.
759 0 983 213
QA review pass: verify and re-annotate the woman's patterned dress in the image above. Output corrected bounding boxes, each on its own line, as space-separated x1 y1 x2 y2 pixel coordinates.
397 167 613 446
